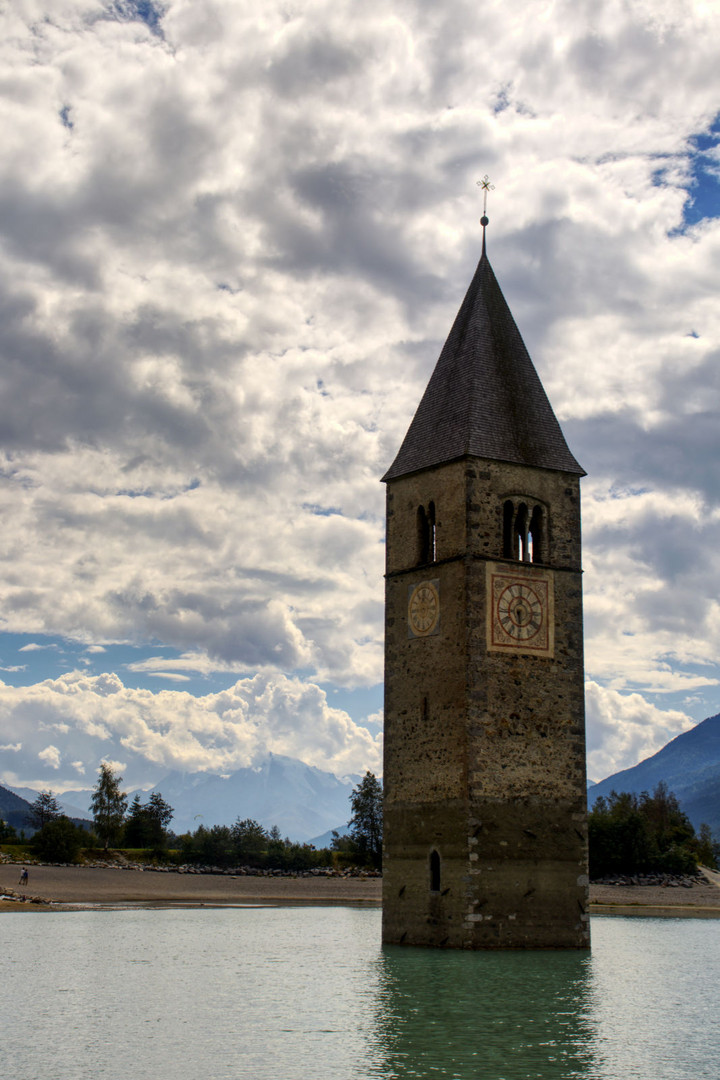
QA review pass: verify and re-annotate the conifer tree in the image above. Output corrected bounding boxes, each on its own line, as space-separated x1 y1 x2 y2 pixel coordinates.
348 771 383 869
27 790 62 831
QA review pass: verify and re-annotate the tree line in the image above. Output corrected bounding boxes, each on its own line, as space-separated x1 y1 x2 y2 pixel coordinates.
0 766 384 870
176 771 383 870
588 782 717 875
6 767 714 878
0 764 176 862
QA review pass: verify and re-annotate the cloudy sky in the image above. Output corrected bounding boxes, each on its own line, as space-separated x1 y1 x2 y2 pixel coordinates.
1 0 719 795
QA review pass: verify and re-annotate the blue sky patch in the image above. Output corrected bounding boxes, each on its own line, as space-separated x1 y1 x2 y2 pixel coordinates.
683 114 720 227
0 632 241 697
110 0 166 36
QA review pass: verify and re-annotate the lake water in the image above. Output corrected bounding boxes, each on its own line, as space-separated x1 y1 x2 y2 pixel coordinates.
1 907 718 1079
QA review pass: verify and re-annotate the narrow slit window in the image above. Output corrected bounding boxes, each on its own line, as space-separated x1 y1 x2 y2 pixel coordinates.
417 506 429 564
428 501 437 562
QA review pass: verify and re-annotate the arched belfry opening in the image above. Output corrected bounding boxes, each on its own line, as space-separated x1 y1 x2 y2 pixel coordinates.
515 502 528 560
503 500 514 558
503 498 547 564
529 504 543 563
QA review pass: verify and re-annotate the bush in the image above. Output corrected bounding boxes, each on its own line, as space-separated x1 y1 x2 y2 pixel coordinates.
31 816 86 863
176 820 334 872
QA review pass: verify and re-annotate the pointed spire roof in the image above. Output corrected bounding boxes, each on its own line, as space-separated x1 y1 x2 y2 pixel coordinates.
382 247 584 481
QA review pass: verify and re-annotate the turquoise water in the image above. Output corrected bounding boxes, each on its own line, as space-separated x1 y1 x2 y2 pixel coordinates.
1 908 718 1079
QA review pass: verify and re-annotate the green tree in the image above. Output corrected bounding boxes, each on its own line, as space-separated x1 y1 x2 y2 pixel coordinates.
330 828 361 869
123 794 146 846
696 824 717 869
266 824 286 865
147 792 173 832
639 783 695 852
32 816 86 863
180 824 236 866
231 818 268 866
348 771 383 869
91 763 128 849
0 818 17 842
27 791 62 831
124 792 174 850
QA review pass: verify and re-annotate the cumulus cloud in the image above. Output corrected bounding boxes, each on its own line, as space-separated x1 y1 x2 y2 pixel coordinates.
585 681 696 782
0 0 719 785
0 671 382 789
38 744 62 769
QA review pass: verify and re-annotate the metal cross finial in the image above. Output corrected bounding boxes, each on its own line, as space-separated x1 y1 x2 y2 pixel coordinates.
476 175 494 248
477 174 494 219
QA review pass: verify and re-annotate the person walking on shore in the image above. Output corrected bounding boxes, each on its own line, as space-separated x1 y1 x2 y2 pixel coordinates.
18 867 28 886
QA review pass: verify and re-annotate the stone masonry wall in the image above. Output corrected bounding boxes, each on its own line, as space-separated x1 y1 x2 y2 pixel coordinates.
382 456 589 949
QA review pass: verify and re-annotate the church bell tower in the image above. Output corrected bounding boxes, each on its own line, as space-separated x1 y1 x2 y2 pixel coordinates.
381 211 589 949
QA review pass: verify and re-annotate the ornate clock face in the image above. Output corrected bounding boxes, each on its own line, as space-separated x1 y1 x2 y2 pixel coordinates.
487 565 554 655
408 580 440 637
497 581 544 641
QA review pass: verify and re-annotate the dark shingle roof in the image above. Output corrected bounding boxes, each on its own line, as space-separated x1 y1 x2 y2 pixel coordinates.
382 247 584 481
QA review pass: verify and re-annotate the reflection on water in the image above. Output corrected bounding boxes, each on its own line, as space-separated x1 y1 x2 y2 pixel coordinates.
372 947 598 1079
1 907 719 1080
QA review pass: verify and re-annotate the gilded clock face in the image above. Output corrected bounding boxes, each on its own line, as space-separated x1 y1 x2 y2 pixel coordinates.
408 580 440 637
487 565 554 656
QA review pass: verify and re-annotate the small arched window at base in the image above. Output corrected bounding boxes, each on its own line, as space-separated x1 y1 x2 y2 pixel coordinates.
429 849 441 893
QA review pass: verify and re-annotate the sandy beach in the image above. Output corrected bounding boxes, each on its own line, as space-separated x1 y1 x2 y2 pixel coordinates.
0 863 382 910
589 868 720 918
3 862 720 916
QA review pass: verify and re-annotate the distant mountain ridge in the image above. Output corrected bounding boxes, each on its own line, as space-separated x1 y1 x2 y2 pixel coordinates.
11 787 92 823
53 754 358 842
0 782 34 832
0 784 92 835
7 717 720 846
589 713 720 835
